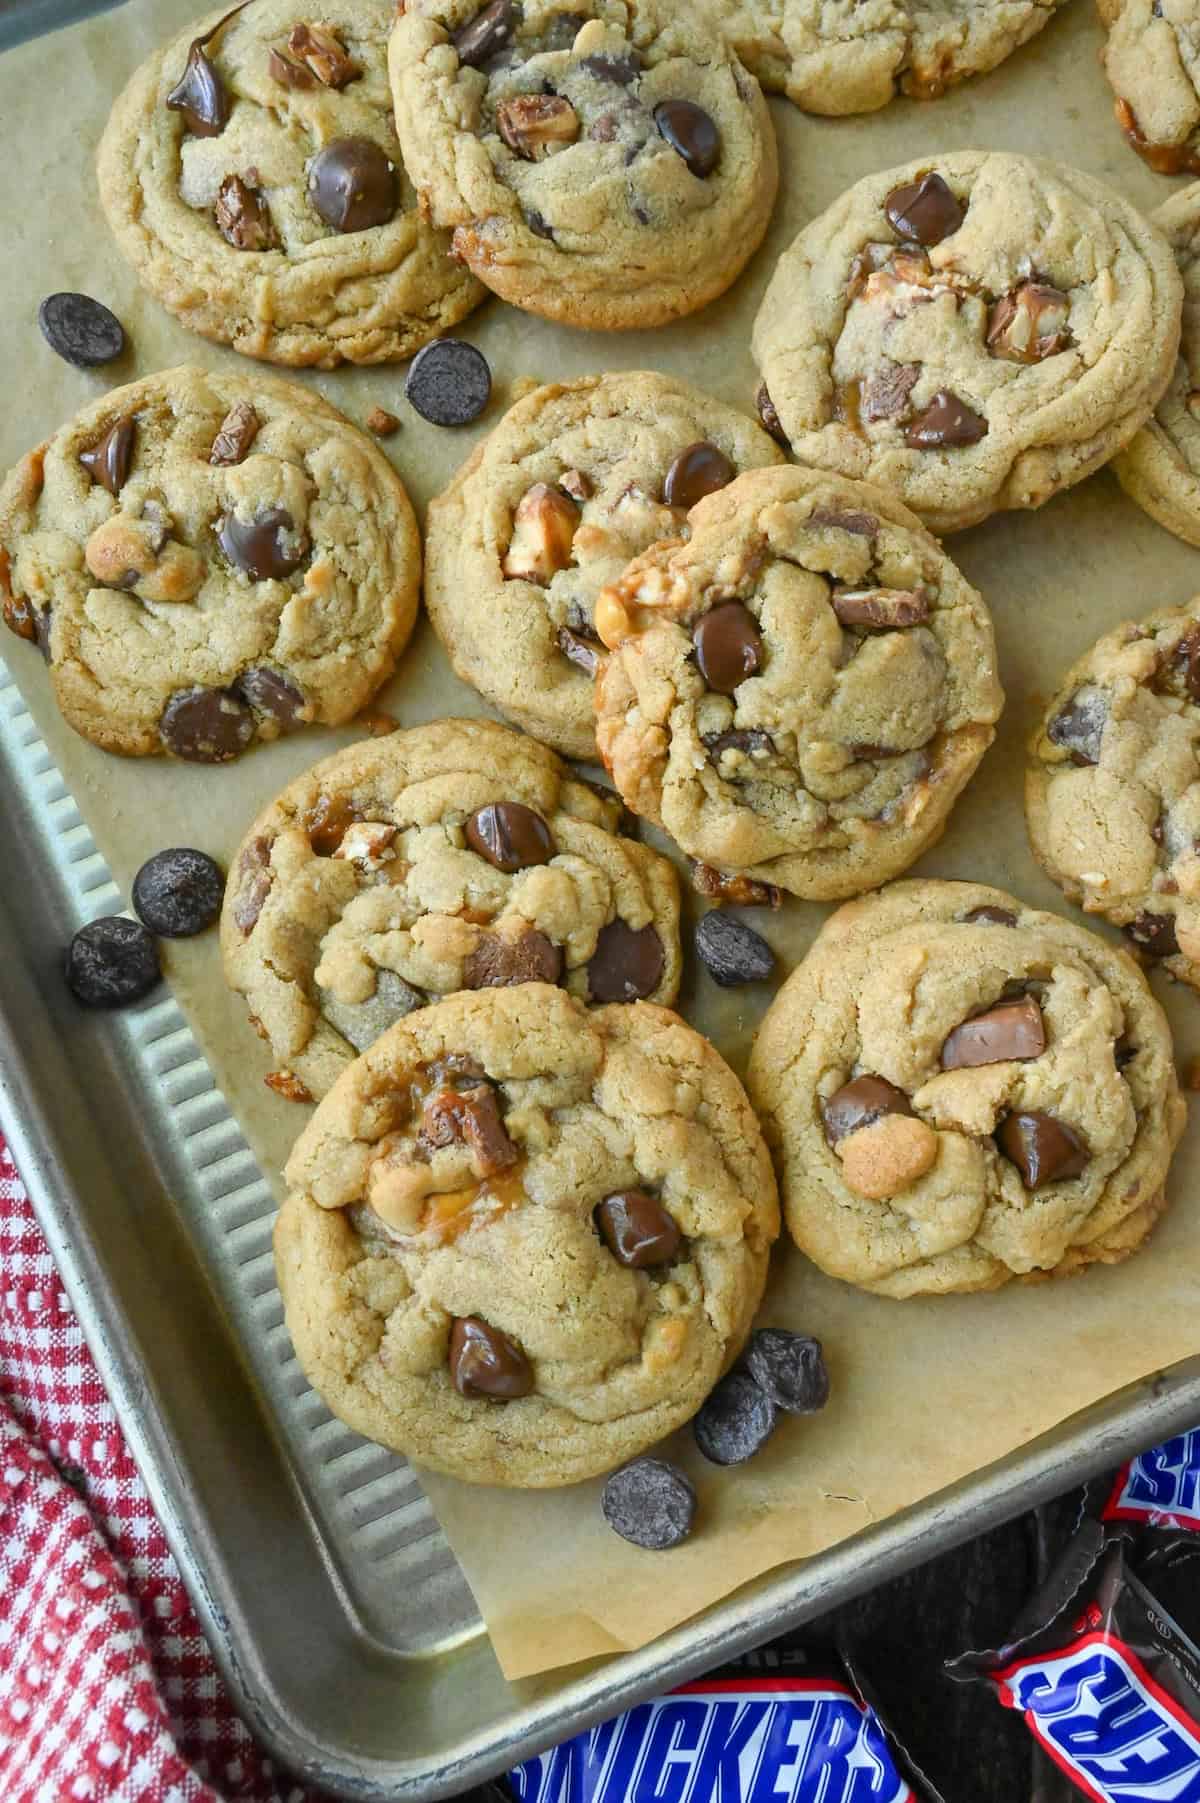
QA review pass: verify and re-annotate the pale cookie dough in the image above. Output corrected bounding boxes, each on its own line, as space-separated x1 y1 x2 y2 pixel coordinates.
747 879 1185 1298
388 0 778 330
98 0 483 367
1099 0 1200 176
425 373 785 760
0 365 419 760
275 984 779 1485
707 0 1067 115
752 151 1183 534
592 464 1002 898
1027 598 1200 991
222 717 681 1098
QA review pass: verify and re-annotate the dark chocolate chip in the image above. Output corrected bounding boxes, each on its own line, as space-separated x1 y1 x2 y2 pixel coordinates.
662 441 734 510
464 802 554 872
703 727 776 760
693 1368 776 1466
449 1315 533 1399
217 507 308 580
209 400 260 466
821 1074 914 1147
580 50 641 83
65 916 161 1008
595 1190 681 1268
308 137 396 232
601 1458 695 1550
1047 691 1106 767
745 1329 830 1416
557 626 600 676
940 996 1046 1070
405 338 491 427
756 382 789 447
694 910 774 987
463 929 563 989
38 293 125 369
904 391 987 449
233 666 306 726
132 847 225 938
995 1111 1088 1190
215 173 275 250
159 686 255 762
884 171 964 245
692 602 763 695
1125 911 1179 958
79 417 135 497
166 8 240 136
653 99 720 178
962 905 1018 926
452 0 514 68
587 919 664 1003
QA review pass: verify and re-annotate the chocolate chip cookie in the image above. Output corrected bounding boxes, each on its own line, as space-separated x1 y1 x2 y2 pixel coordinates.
388 0 778 330
222 718 681 1097
425 373 786 759
0 365 420 760
1099 0 1200 176
592 464 1003 898
1026 599 1200 991
747 879 1185 1298
752 152 1183 533
98 0 482 367
274 983 779 1484
706 0 1067 115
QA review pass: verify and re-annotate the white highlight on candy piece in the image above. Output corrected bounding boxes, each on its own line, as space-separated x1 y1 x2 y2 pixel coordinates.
993 1633 1200 1803
1103 1430 1200 1533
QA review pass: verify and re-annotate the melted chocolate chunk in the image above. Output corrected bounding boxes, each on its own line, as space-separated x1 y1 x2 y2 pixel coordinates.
581 50 641 83
689 862 782 907
884 171 964 246
308 137 396 232
587 919 664 1003
595 1190 681 1268
453 0 514 68
861 361 921 423
233 836 272 933
663 441 734 510
79 417 135 496
233 666 306 725
809 507 877 538
962 905 1018 927
217 507 308 580
449 1315 533 1399
421 1082 518 1176
905 391 987 449
831 587 928 630
941 996 1046 1069
821 1074 914 1146
209 400 260 465
1047 690 1107 766
653 99 720 178
601 1458 695 1550
215 173 275 250
463 929 563 989
1125 911 1179 959
166 7 242 136
692 602 763 694
159 686 255 762
703 727 775 759
38 293 125 368
995 1111 1088 1189
464 802 554 872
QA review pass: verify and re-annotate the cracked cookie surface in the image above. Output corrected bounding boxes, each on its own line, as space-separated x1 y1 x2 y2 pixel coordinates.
1099 0 1200 176
0 365 419 760
425 373 785 760
752 151 1183 533
275 984 779 1484
388 0 778 329
706 0 1067 115
1027 597 1200 992
222 717 681 1097
592 464 1002 898
98 0 482 367
747 879 1185 1298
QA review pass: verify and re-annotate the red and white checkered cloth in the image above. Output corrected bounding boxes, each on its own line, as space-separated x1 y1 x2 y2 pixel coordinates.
0 1135 333 1803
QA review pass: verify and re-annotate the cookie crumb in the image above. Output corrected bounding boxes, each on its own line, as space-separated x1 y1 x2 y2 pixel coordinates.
266 1069 314 1103
366 406 400 437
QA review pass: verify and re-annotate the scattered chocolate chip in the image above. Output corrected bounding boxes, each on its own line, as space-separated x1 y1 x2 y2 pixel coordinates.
320 969 425 1051
209 400 260 465
694 910 774 987
703 727 775 760
557 626 600 675
159 686 255 762
987 281 1071 364
286 21 359 87
449 1315 533 1399
306 793 361 855
366 405 400 437
595 1190 681 1267
689 862 782 908
822 1074 914 1147
308 137 396 232
464 801 554 872
962 905 1018 926
587 919 664 1002
663 441 734 510
132 848 225 938
1047 690 1107 767
215 173 275 250
1125 911 1179 958
422 1082 518 1176
995 1111 1088 1190
809 507 877 538
38 293 125 368
692 602 763 695
497 93 579 159
831 587 929 630
217 506 308 580
745 1330 830 1415
65 916 161 1008
233 666 306 727
463 929 563 989
580 50 641 83
405 338 491 427
653 99 720 178
453 0 514 67
602 1458 695 1550
860 361 921 424
884 171 964 246
756 382 789 447
941 996 1046 1069
166 7 241 136
79 417 135 497
905 391 987 450
693 1368 776 1466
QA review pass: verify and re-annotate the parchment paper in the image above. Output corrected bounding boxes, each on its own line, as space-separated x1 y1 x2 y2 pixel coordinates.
4 0 1200 1683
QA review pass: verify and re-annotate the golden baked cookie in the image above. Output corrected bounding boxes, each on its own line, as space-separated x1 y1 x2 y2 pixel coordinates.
222 718 681 1098
0 365 419 760
1099 0 1200 176
388 0 778 329
97 0 483 367
593 464 1002 898
275 984 779 1485
747 880 1185 1298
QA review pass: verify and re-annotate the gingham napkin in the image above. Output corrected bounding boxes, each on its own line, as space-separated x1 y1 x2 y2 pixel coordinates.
0 1135 330 1803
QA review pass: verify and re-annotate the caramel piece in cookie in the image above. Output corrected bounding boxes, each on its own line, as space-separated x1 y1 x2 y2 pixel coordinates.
838 1114 938 1200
